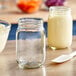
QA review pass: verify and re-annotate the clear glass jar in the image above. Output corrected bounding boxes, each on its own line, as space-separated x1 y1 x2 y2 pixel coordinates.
16 0 42 13
48 6 73 49
16 18 46 69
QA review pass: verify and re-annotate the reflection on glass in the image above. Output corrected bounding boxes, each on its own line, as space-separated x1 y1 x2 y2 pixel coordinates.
42 66 46 76
16 66 46 76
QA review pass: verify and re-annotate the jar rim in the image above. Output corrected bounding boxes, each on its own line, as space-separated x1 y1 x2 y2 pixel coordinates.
18 18 43 22
49 6 71 12
0 20 11 29
18 18 43 29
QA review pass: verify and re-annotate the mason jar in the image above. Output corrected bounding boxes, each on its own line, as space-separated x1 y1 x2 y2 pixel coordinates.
48 6 73 49
16 18 46 69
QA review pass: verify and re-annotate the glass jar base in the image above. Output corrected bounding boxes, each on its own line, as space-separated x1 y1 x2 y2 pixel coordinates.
48 45 69 50
17 61 42 69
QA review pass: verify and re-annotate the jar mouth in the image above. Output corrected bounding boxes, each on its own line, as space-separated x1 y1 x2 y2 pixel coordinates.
0 20 11 29
19 18 43 21
49 6 71 15
18 18 43 25
18 18 43 29
49 6 71 12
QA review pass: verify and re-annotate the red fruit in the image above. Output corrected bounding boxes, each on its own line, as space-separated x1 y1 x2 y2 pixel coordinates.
17 0 41 13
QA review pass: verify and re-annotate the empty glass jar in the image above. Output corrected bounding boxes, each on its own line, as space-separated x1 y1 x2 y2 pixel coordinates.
16 18 46 69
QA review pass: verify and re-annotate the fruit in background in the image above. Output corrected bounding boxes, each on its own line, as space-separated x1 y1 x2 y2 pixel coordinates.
17 0 42 13
45 0 66 8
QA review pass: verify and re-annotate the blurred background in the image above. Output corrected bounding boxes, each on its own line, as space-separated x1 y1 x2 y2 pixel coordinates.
0 0 76 40
0 0 76 23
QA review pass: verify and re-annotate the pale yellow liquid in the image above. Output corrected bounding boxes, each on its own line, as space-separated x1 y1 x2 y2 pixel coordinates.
48 15 72 49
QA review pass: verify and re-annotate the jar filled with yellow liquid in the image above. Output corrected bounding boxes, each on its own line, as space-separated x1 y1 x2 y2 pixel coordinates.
48 6 73 49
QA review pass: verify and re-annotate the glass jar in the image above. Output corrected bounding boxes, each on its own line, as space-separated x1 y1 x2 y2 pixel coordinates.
48 6 73 49
16 0 42 13
16 18 46 69
0 20 11 52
